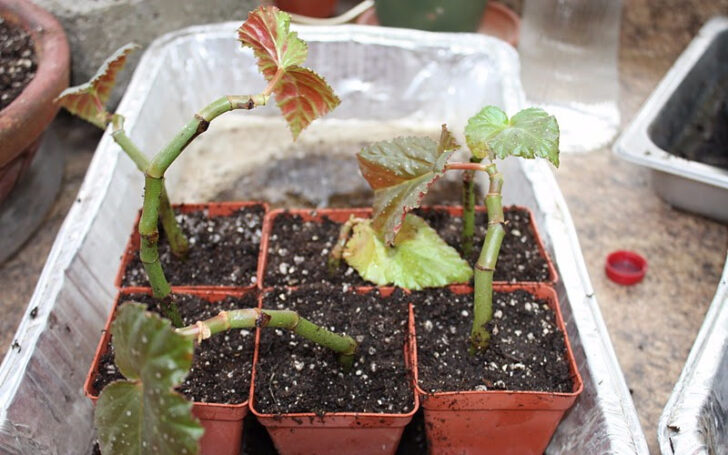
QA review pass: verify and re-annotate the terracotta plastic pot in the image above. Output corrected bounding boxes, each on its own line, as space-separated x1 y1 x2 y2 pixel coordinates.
84 288 254 455
257 207 372 288
412 284 583 454
274 0 338 18
115 201 268 291
0 0 69 204
420 204 559 285
249 286 419 455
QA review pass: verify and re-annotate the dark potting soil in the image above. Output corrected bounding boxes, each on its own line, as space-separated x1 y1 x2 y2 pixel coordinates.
263 212 370 287
416 206 551 283
0 17 37 111
254 286 414 414
121 205 264 288
92 292 257 404
413 287 573 393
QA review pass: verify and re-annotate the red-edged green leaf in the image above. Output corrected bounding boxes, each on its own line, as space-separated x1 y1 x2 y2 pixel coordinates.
358 125 459 244
237 6 307 80
465 106 560 167
274 67 340 139
238 6 339 138
55 43 139 128
343 214 472 290
95 302 203 455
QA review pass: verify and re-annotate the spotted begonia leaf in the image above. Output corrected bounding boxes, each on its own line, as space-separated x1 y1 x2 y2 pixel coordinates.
357 125 459 245
465 106 560 167
343 214 472 290
55 43 139 128
238 6 340 139
95 302 202 455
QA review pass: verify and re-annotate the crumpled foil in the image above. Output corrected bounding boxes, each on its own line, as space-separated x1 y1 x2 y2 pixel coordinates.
0 23 648 454
659 254 728 454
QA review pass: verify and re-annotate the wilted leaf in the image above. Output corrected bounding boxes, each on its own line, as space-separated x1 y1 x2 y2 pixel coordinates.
237 6 307 79
238 6 340 138
343 214 472 290
465 106 560 167
358 126 459 244
95 302 203 455
55 43 139 128
274 67 340 139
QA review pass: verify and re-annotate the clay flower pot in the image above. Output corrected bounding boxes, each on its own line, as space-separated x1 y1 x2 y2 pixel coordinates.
274 0 338 18
115 201 268 292
412 284 583 454
249 286 419 455
0 0 69 204
84 288 255 455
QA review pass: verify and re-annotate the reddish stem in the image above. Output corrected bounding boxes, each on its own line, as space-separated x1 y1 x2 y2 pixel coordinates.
445 162 493 172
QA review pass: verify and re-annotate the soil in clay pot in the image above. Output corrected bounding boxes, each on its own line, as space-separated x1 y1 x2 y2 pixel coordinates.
412 287 572 393
254 286 414 414
121 205 265 288
0 17 37 110
92 292 257 404
416 206 551 283
263 212 371 287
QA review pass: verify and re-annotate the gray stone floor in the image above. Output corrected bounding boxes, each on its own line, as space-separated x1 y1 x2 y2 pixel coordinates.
1 1 727 453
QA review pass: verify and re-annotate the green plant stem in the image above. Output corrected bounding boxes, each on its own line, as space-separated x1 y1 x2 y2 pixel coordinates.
461 157 482 258
146 95 268 178
111 115 189 258
139 94 269 324
176 308 358 369
470 163 504 353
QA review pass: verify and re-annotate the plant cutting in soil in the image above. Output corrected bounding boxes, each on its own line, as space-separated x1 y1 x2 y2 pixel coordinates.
415 206 551 282
66 6 362 455
92 292 259 404
332 105 560 351
56 5 340 326
93 299 356 454
120 204 265 288
253 286 413 415
0 17 37 110
411 287 572 393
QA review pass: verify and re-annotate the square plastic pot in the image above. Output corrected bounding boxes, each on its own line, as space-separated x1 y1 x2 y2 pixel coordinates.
412 284 583 455
249 286 419 455
84 288 254 455
114 201 267 292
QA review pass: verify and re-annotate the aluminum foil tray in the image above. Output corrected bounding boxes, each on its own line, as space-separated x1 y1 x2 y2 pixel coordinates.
659 254 728 454
0 23 648 454
614 17 728 223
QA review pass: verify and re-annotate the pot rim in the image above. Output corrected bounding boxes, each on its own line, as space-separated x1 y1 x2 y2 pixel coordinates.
0 0 69 165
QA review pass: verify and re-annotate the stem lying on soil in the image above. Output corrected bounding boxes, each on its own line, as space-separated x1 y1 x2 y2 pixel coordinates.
177 308 358 369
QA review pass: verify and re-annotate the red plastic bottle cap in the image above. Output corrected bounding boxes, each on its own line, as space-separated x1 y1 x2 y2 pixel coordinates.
605 251 647 285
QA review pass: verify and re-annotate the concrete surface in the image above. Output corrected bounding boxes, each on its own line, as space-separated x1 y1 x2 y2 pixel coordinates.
2 1 728 454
